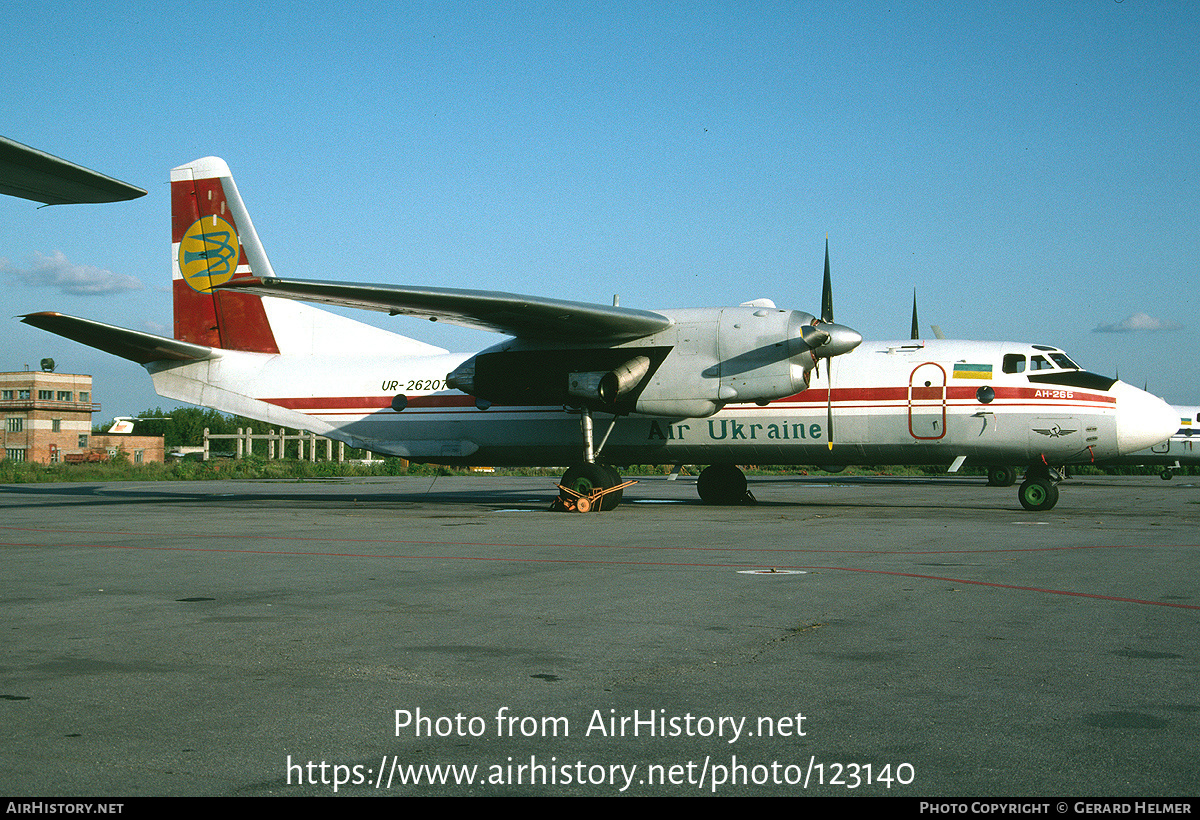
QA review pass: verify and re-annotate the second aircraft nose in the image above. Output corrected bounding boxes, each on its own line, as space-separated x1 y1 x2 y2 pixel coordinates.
1114 384 1178 455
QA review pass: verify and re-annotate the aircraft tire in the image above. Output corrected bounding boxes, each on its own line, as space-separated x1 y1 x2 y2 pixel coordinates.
599 464 625 509
559 462 622 511
697 464 748 505
1018 478 1059 512
988 466 1018 487
1161 469 1174 481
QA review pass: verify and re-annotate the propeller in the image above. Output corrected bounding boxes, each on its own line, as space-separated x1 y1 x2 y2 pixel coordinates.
802 238 861 450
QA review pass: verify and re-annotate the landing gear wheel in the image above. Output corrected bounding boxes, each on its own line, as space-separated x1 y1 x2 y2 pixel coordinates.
599 464 625 508
1018 477 1059 512
558 462 623 511
1161 469 1175 481
697 464 753 505
988 466 1018 487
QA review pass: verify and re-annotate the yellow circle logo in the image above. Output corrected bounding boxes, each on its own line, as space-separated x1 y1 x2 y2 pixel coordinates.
179 216 241 293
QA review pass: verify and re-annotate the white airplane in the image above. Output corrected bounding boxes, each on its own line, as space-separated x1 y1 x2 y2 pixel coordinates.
21 157 1177 512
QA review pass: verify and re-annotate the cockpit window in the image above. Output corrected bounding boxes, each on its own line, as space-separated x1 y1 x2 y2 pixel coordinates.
1029 355 1054 371
1002 354 1026 374
1048 352 1079 370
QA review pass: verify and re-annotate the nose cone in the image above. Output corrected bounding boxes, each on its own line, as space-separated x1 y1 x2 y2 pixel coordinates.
1113 382 1177 455
819 323 863 358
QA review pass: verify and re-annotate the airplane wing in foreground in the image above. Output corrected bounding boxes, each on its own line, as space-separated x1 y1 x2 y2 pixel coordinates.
216 277 674 342
20 313 215 364
0 136 147 205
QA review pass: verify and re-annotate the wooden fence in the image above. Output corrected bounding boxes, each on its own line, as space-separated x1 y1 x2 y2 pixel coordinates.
200 427 386 463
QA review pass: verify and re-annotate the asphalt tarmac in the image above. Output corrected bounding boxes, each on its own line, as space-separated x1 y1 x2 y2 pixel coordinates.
1 473 1197 797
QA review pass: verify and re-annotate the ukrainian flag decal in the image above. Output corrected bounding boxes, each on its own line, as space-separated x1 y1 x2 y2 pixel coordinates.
953 363 993 379
179 216 240 293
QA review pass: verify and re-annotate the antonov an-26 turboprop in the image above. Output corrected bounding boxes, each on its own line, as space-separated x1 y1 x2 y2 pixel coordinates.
21 157 1177 512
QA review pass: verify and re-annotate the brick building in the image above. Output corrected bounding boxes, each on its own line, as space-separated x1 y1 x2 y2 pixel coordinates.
1 370 163 464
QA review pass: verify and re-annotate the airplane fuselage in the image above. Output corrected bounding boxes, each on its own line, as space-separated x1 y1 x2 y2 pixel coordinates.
146 336 1170 470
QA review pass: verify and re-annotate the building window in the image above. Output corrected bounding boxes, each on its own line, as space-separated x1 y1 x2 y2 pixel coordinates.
6 417 24 433
134 450 144 464
57 391 73 402
79 392 90 404
52 419 62 432
5 448 25 462
1 390 12 400
39 390 54 400
17 390 30 400
78 434 88 448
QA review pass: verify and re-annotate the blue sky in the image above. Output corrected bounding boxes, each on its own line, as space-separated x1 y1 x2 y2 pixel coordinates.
3 0 1196 418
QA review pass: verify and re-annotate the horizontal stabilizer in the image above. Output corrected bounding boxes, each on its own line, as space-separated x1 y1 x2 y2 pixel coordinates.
216 277 674 342
20 312 216 364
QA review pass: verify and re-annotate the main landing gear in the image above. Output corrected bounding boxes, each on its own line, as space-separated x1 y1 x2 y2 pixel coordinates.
697 464 756 505
555 462 629 512
554 407 632 512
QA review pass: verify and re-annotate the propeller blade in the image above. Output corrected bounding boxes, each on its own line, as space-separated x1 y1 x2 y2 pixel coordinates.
821 236 834 324
826 358 835 450
911 289 920 340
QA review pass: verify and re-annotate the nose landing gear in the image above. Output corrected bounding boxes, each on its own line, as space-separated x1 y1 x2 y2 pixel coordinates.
1018 463 1061 512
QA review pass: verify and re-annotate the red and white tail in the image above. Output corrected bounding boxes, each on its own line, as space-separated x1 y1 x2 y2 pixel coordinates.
171 157 280 352
170 157 445 357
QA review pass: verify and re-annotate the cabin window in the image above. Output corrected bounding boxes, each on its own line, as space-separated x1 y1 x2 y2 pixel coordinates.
1002 354 1026 374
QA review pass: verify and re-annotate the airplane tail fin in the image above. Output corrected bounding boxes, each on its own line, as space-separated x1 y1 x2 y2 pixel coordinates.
171 157 280 352
170 157 446 357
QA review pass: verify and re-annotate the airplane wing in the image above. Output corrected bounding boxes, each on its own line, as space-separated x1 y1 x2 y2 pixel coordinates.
0 136 147 205
20 313 216 364
216 277 674 341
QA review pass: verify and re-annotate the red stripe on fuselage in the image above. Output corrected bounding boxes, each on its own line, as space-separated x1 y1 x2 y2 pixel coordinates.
258 383 1115 416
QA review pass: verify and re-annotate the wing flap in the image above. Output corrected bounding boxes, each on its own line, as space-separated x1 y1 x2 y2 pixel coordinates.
20 312 216 364
216 277 673 341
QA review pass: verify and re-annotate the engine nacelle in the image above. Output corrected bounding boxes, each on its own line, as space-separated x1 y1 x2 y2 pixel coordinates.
445 306 860 418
